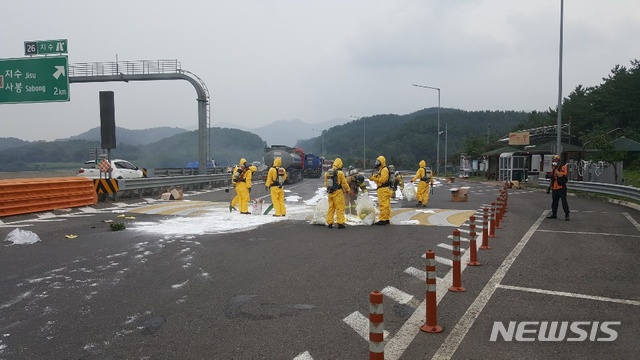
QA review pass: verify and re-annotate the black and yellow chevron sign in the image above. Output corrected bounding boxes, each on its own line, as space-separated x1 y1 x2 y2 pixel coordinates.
93 179 119 194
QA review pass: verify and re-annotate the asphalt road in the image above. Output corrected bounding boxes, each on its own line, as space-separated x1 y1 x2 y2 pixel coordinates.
0 177 638 360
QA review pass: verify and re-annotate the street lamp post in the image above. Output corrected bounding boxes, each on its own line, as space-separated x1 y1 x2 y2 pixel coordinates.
413 84 441 174
350 116 364 169
312 128 324 156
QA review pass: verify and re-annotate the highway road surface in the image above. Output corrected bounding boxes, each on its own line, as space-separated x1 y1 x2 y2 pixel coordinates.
1 177 638 359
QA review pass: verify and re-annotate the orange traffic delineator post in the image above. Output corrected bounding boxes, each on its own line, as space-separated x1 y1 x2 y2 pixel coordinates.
489 202 497 238
449 229 466 292
467 216 481 266
480 207 491 250
494 199 502 229
421 250 443 333
369 291 384 360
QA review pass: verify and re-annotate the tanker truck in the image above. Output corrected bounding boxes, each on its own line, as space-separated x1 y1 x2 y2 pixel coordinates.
263 145 304 184
303 153 323 178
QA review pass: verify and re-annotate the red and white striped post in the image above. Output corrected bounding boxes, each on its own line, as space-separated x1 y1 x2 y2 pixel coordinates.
420 250 443 333
369 290 384 360
495 198 503 229
480 207 491 250
449 229 466 292
489 202 497 238
467 216 481 266
501 189 508 219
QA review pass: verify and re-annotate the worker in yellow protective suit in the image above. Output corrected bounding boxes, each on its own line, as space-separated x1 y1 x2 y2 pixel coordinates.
324 158 350 228
265 157 287 217
411 160 434 207
230 163 257 212
369 155 392 225
233 158 252 214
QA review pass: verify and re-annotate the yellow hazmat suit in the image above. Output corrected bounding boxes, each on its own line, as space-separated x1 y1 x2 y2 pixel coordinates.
324 158 350 228
234 158 252 214
411 160 434 207
230 165 240 211
369 155 392 225
265 157 287 216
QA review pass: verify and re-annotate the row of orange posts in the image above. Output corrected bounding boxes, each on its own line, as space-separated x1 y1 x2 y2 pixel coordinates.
369 182 510 359
0 177 98 217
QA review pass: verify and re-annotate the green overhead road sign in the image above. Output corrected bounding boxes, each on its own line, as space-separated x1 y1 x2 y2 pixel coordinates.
24 39 68 55
0 56 70 104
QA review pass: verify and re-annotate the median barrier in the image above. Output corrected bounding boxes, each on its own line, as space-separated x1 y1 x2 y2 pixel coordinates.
0 177 97 217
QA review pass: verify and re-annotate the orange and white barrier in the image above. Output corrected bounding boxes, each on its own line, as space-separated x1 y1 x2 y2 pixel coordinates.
480 207 491 250
369 291 384 360
449 229 466 292
421 250 443 333
0 177 97 217
489 202 497 237
467 216 481 266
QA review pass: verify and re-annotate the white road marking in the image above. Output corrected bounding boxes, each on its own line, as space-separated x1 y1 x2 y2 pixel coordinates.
437 243 466 253
342 311 390 341
623 212 640 231
293 351 314 360
403 267 445 284
430 211 547 360
404 266 426 281
497 284 640 306
537 229 640 238
434 256 453 267
382 286 421 308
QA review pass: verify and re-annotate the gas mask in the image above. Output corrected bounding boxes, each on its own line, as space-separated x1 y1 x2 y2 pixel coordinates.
374 160 381 169
552 162 558 167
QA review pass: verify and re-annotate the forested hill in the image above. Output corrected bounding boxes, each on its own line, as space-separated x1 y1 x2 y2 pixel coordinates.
296 108 529 169
0 127 266 171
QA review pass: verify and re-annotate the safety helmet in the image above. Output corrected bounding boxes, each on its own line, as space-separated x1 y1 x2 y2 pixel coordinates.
552 155 561 161
349 169 358 176
348 165 354 171
357 174 365 183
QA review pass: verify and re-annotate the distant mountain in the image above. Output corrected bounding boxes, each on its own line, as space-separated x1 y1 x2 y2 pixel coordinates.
0 137 31 151
67 126 188 145
249 118 347 147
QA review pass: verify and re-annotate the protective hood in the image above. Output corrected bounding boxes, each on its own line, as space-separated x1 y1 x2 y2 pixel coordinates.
333 158 343 170
250 165 257 172
419 160 426 168
239 158 247 167
376 156 386 168
273 157 282 167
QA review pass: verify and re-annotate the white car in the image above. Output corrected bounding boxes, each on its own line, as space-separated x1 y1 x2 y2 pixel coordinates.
77 159 145 179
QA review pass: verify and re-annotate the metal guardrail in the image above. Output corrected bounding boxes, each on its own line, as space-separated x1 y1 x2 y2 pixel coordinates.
539 179 640 202
116 170 267 199
119 174 230 192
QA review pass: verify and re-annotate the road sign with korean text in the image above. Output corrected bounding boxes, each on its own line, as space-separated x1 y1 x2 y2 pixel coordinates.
24 39 68 55
0 56 70 104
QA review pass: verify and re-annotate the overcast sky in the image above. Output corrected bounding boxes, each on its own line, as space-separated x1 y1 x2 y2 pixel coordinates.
1 0 638 141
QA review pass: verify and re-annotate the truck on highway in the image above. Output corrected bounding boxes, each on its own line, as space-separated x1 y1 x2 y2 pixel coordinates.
263 145 305 184
303 153 323 178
